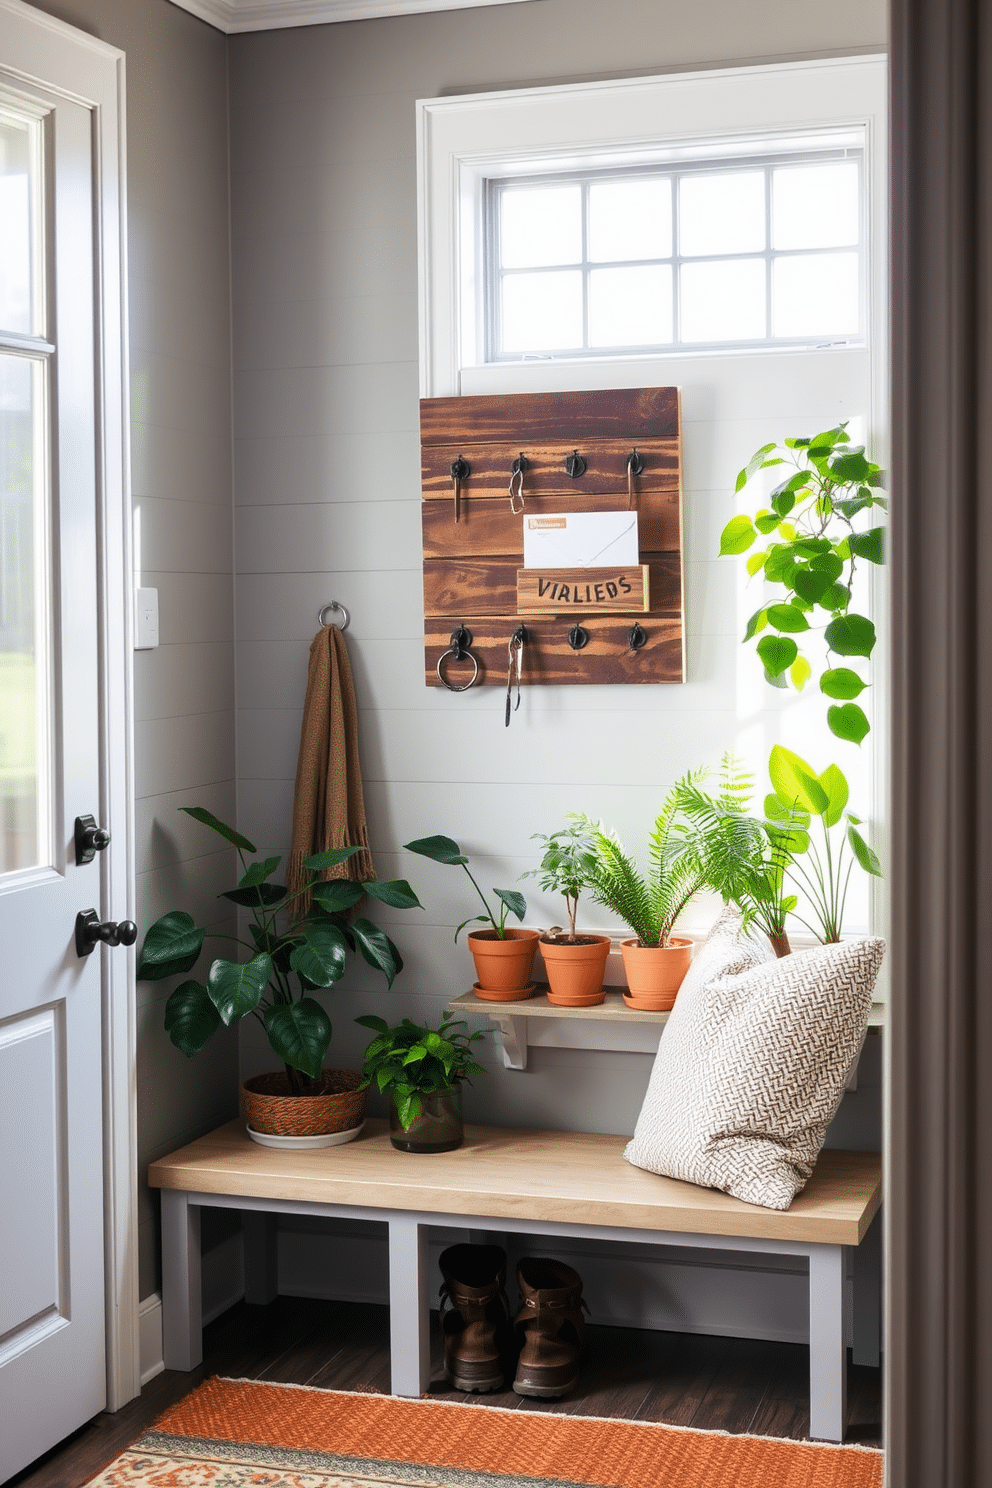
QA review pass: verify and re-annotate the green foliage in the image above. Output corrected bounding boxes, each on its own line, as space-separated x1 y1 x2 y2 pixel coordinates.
718 424 885 745
670 755 805 946
768 745 882 943
138 809 423 1093
522 821 599 940
404 834 526 940
571 777 707 948
356 1014 487 1130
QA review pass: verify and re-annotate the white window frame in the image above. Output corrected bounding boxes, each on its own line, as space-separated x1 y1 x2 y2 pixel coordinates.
416 55 887 400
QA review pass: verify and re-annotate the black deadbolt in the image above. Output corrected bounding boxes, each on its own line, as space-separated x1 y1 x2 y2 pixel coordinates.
75 910 138 958
75 814 111 866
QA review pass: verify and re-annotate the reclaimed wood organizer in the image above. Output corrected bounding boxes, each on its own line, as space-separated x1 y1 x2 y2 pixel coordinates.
421 386 685 686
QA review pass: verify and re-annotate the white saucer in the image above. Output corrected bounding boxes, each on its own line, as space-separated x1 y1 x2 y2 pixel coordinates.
246 1119 365 1149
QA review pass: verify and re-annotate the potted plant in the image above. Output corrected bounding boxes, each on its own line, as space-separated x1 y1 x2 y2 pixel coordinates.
522 823 609 1006
404 834 538 1000
671 754 807 957
136 807 423 1145
572 782 706 1011
356 1013 487 1152
767 746 882 942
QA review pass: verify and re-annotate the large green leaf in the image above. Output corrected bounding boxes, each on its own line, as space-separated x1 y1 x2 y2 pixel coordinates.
289 922 348 988
828 449 872 483
820 667 867 700
792 566 834 606
136 911 205 982
824 613 877 658
848 824 883 877
355 1013 388 1033
164 980 221 1057
763 546 799 583
351 919 403 985
743 606 768 641
494 887 527 922
766 603 810 633
303 844 365 872
361 878 423 910
828 702 871 746
791 537 832 558
790 656 812 691
818 763 850 828
179 806 256 853
404 834 467 865
754 509 781 535
239 856 281 887
264 998 332 1079
756 634 797 678
719 514 757 554
735 443 777 492
768 745 830 816
848 527 885 564
222 883 287 908
206 953 272 1025
312 880 365 913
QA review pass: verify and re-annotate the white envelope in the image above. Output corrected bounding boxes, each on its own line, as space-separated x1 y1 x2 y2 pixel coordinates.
523 511 640 569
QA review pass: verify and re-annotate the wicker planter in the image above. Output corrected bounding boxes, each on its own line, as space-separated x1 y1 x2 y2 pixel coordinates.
241 1069 366 1138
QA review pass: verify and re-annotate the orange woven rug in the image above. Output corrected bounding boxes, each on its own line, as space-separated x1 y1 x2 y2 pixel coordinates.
90 1377 882 1488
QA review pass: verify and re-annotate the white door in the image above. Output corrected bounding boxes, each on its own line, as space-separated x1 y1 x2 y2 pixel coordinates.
0 5 133 1479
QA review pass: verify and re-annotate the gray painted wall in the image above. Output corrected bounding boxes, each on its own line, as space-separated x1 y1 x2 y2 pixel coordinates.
28 0 238 1301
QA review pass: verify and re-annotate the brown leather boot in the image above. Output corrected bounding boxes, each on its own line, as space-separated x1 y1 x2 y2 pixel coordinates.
512 1257 587 1399
438 1243 513 1392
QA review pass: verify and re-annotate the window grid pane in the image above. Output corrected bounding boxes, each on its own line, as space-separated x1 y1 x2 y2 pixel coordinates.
490 149 864 359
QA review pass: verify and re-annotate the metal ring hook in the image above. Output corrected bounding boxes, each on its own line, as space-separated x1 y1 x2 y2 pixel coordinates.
436 647 480 692
317 601 350 631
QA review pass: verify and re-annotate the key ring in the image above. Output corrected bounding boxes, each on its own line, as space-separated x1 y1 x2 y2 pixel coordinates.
437 624 479 691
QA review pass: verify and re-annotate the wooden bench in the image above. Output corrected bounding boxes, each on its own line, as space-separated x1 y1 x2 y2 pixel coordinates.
148 1119 881 1443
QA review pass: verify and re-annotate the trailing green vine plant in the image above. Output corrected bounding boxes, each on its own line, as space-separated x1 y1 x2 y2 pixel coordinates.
719 424 886 746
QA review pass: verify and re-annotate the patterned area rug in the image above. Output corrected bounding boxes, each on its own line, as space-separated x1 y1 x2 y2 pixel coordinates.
89 1377 883 1488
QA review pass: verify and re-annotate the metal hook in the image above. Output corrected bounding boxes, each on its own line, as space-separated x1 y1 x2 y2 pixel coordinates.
567 622 589 650
450 624 473 660
626 448 645 477
437 624 479 691
627 622 647 651
508 454 528 515
564 449 587 479
317 601 350 631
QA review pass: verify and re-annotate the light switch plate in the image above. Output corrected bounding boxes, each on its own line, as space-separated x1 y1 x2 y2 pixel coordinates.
135 586 159 649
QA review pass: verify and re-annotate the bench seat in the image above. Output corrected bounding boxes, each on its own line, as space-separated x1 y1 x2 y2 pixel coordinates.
149 1118 881 1442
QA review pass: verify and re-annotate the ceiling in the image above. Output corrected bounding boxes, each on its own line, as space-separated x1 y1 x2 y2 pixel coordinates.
167 0 534 32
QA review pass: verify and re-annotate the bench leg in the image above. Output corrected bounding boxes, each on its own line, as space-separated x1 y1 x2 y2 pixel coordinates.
852 1212 881 1368
808 1243 847 1442
243 1211 279 1305
388 1215 430 1397
161 1190 202 1370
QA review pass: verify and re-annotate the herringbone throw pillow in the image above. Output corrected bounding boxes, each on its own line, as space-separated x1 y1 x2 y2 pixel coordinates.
624 911 885 1210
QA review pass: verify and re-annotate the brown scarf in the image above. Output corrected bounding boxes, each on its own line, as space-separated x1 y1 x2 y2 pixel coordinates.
287 625 374 917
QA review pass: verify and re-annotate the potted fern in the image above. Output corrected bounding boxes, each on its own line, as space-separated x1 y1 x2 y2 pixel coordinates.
523 823 609 1006
572 781 706 1010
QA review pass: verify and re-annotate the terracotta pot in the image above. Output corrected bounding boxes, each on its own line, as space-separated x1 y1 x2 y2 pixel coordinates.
241 1069 367 1137
472 981 536 1003
540 934 611 1006
620 936 694 1011
468 927 539 994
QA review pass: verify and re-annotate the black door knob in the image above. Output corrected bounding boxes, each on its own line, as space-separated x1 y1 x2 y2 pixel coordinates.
75 815 111 865
75 909 138 958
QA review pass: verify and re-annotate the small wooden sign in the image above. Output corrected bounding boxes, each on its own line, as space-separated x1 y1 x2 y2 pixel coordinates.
517 565 650 615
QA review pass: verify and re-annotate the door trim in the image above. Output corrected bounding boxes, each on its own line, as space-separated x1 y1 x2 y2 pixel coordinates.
1 0 139 1411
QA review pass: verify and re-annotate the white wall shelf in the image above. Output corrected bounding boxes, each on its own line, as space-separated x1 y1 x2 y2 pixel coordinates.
446 988 886 1071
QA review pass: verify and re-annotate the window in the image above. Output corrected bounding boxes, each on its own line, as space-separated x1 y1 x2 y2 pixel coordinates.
489 151 864 360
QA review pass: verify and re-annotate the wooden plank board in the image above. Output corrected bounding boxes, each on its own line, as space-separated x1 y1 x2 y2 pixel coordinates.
518 565 650 615
426 613 684 686
421 438 679 499
148 1118 881 1246
423 489 680 560
424 554 678 618
421 387 681 445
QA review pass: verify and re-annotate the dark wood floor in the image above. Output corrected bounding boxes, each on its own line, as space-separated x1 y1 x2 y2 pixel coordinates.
10 1296 882 1488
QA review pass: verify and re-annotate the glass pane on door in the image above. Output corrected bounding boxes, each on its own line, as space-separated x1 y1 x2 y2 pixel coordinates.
0 110 42 337
0 355 50 875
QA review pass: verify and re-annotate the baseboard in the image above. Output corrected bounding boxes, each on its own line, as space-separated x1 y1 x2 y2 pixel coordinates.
139 1294 165 1385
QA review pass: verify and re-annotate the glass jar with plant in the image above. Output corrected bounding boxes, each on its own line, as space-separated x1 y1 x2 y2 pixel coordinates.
137 807 423 1143
404 834 537 1001
356 1013 487 1152
571 781 707 1011
719 423 886 747
521 823 609 1006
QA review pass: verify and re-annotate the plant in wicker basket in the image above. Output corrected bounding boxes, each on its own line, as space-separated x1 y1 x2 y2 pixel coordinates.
136 808 423 1130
